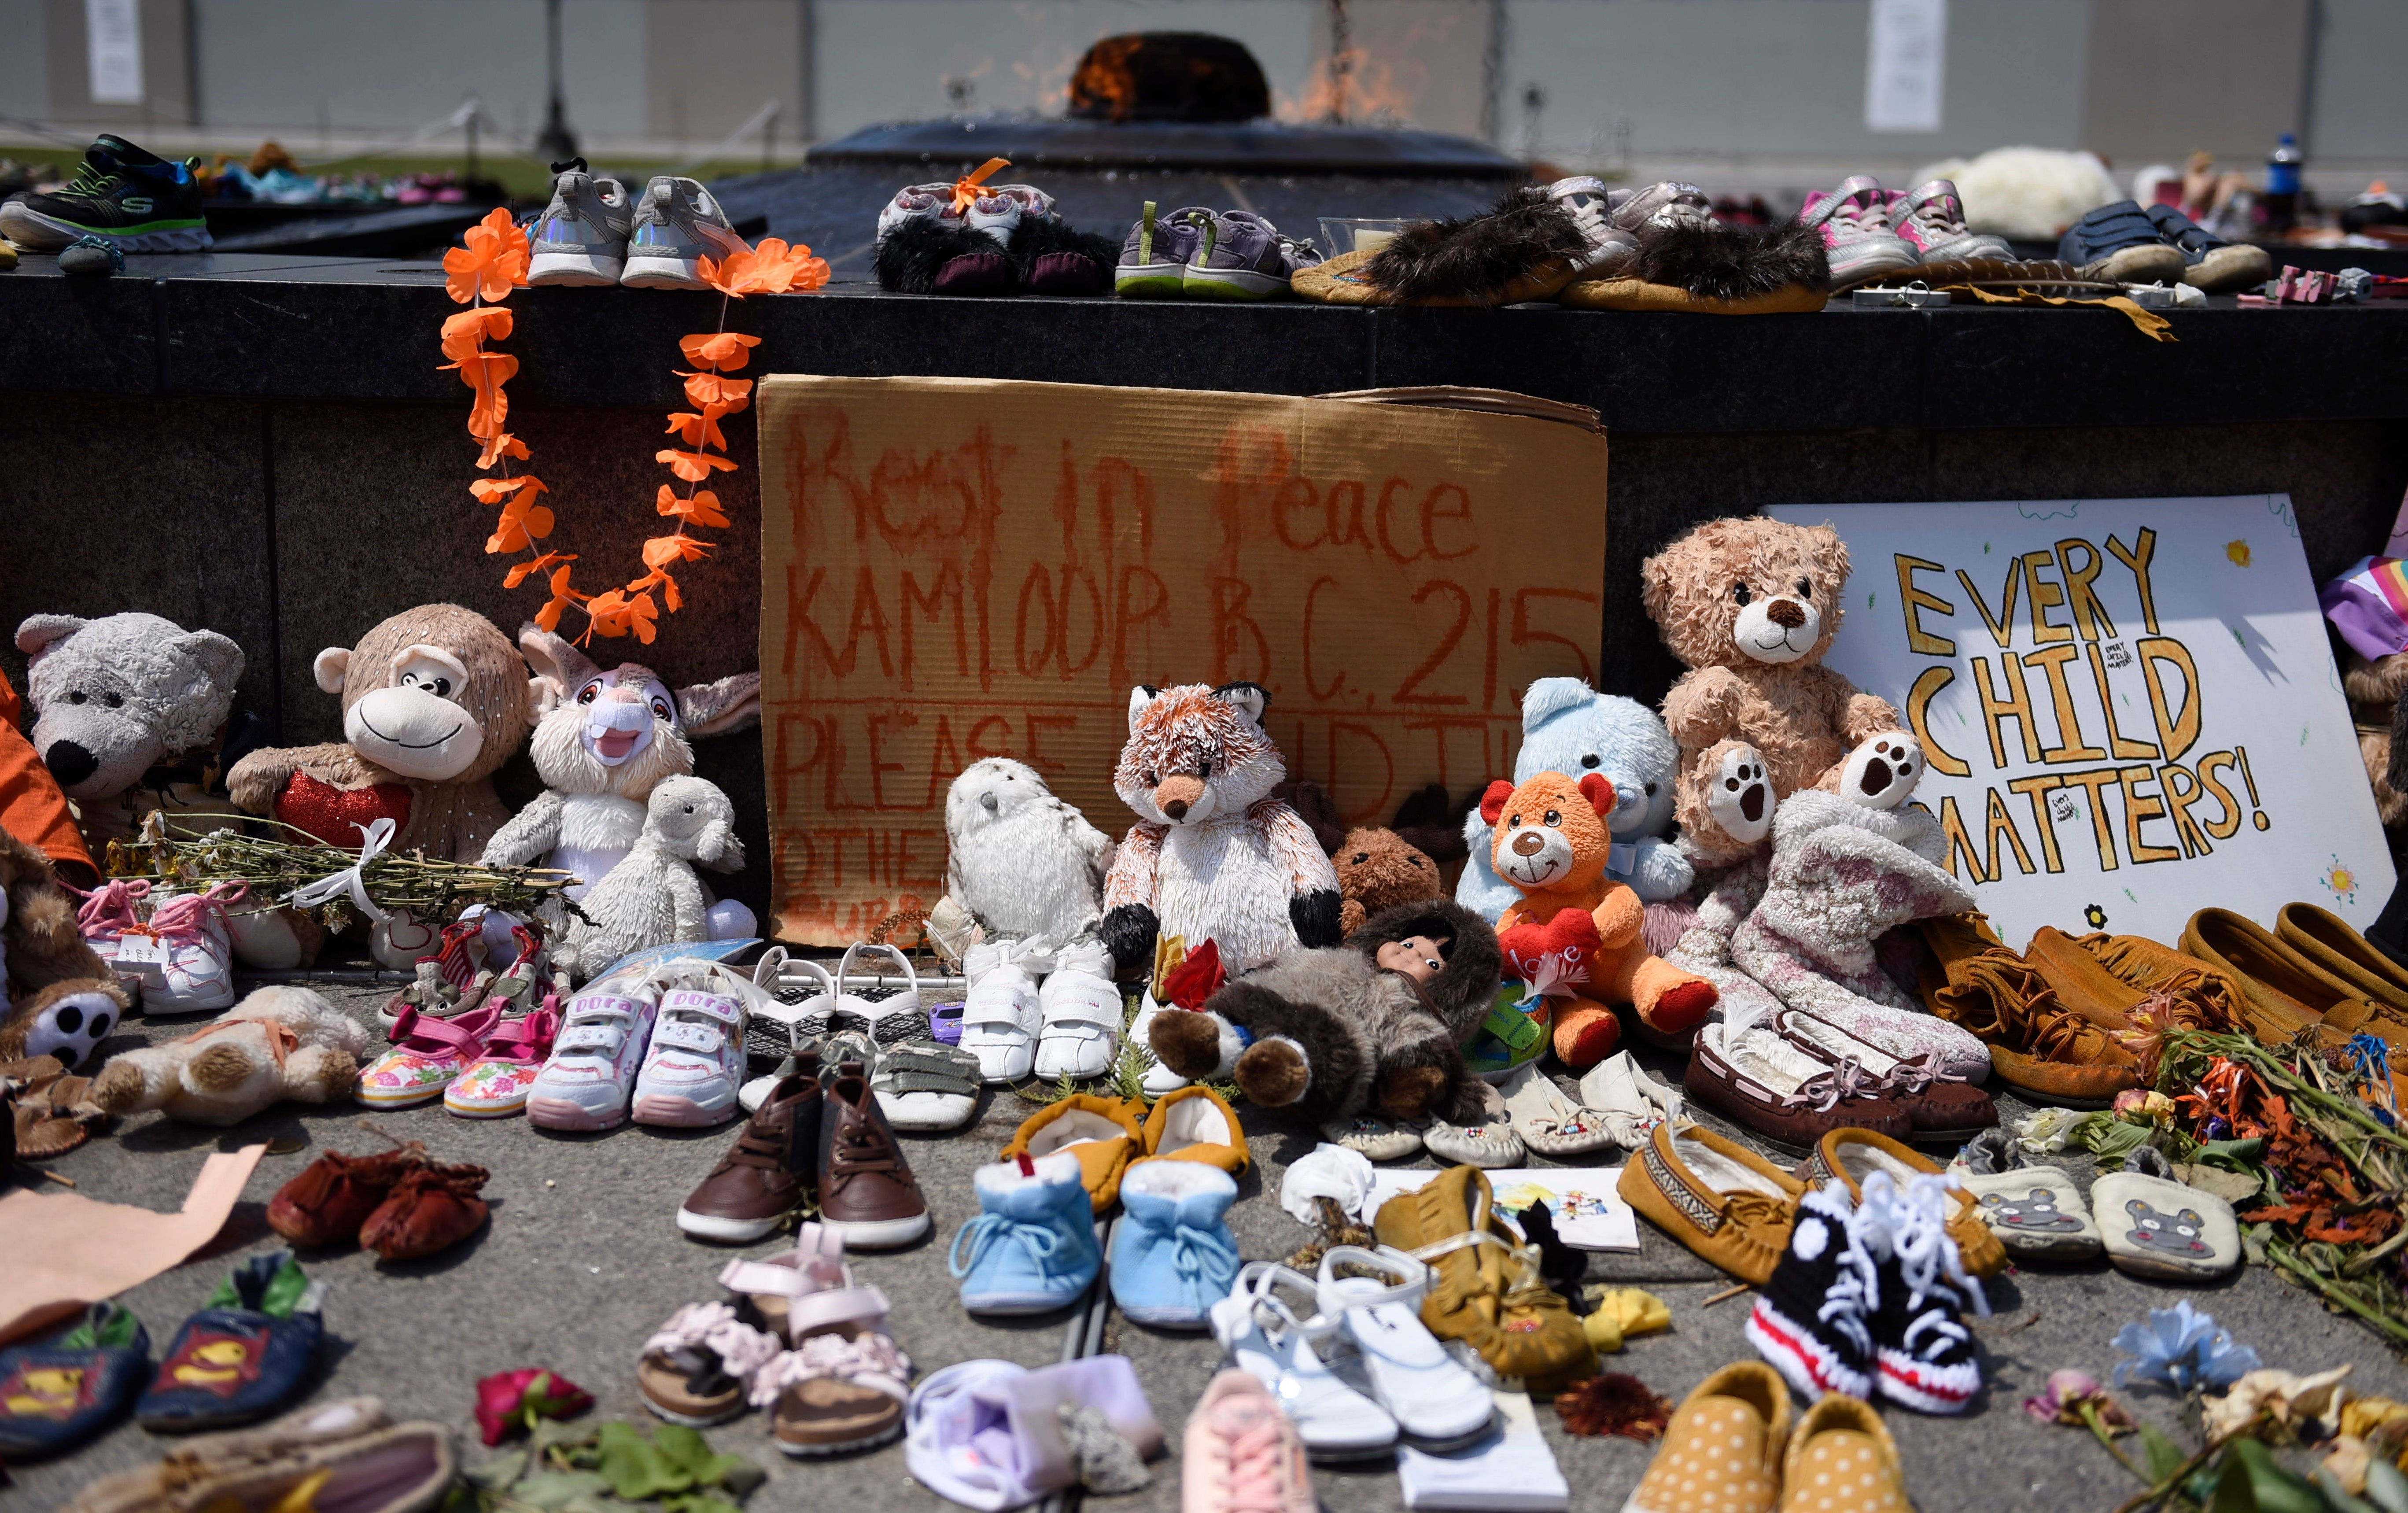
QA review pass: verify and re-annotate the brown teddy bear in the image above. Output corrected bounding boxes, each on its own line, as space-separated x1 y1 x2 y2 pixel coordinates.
1639 517 1925 866
2344 649 2408 830
228 604 540 864
1486 770 1716 1066
0 828 132 1076
1334 827 1444 935
89 985 364 1126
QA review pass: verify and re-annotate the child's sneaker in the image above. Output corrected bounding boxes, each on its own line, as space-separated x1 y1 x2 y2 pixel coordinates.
377 919 490 1034
1183 1369 1315 1513
621 176 747 290
1116 202 1211 297
136 1252 324 1433
1184 210 1320 300
71 877 150 969
1109 1162 1239 1328
1744 1181 1879 1402
527 157 633 286
121 885 242 1015
960 936 1054 1084
0 134 209 251
1858 1170 1988 1414
0 1303 151 1460
444 1002 561 1118
1033 939 1122 1081
948 1152 1102 1314
1887 180 2012 263
358 1002 502 1110
527 978 662 1132
633 985 749 1127
1799 177 1920 284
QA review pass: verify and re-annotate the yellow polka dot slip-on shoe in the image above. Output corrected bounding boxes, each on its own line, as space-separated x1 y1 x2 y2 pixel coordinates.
1621 1362 1790 1513
1776 1393 1909 1513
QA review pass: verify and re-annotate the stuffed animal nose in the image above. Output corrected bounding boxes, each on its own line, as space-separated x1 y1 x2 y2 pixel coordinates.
1767 598 1807 628
1154 775 1205 821
1512 830 1547 857
44 740 98 787
1163 799 1189 820
980 793 999 814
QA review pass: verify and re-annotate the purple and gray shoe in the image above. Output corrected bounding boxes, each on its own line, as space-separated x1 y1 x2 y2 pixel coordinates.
1182 210 1321 300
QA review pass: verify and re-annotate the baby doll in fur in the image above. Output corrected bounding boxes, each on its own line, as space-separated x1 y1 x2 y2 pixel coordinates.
1641 517 1926 868
1147 898 1501 1124
89 985 364 1126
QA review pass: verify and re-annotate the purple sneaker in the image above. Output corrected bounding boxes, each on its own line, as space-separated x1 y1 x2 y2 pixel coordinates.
1117 202 1212 297
1183 210 1319 300
1889 181 2013 263
1800 176 1921 283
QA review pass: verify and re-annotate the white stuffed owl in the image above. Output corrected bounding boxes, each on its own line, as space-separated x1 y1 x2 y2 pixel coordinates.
943 758 1111 942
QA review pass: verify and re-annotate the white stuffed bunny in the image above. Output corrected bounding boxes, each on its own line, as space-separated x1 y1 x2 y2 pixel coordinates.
553 775 744 980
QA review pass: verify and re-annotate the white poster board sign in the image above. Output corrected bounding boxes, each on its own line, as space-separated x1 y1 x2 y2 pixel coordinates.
1865 0 1946 133
1766 496 2393 951
85 0 144 104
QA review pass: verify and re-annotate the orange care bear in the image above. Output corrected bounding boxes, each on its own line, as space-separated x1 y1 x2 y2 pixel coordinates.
1484 771 1718 1067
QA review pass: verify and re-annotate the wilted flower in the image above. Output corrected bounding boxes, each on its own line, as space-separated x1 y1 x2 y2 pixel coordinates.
2024 1369 2136 1432
474 1367 593 1446
2110 1089 2176 1124
2113 1301 2262 1393
2203 1366 2352 1443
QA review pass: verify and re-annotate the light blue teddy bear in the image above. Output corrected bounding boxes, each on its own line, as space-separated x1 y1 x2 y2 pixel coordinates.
1457 677 1694 919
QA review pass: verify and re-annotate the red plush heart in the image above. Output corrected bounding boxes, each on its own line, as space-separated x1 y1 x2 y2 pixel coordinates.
1498 908 1604 988
1161 938 1227 1011
279 771 413 849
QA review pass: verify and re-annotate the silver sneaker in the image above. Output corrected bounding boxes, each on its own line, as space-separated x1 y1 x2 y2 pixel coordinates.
1551 177 1714 281
527 159 632 287
621 175 747 290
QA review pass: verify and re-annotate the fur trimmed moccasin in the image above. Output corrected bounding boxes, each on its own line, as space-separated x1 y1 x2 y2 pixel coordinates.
872 210 1120 296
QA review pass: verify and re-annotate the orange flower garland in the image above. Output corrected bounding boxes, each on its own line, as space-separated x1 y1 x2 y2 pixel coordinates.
441 213 828 644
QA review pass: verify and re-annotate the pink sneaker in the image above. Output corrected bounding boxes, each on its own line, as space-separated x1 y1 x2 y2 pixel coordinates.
446 1001 561 1118
71 877 151 1005
527 980 664 1132
121 884 243 1015
1183 1369 1313 1513
1888 180 2013 263
358 1002 502 1109
1799 176 1920 284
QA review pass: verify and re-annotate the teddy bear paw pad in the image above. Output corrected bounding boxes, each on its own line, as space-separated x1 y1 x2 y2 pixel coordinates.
1707 745 1775 843
1842 734 1922 810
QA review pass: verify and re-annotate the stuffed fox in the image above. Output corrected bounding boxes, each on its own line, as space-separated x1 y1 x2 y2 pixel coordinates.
1100 682 1342 975
1486 770 1718 1066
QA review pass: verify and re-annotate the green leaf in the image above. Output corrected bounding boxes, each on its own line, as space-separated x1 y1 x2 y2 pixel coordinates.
2142 1424 2188 1483
2197 1137 2268 1167
658 1495 744 1513
465 1448 534 1492
2366 1458 2408 1513
2312 1467 2381 1513
594 1421 690 1500
2209 1439 2333 1513
715 1459 765 1498
512 1470 622 1513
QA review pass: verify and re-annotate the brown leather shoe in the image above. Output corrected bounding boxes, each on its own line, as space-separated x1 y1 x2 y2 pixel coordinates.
1918 915 2135 1107
2278 903 2408 1014
817 1065 930 1249
1775 1008 1995 1140
677 1073 821 1244
267 1141 428 1248
2061 930 2250 1034
1792 1127 2006 1278
1617 1121 1801 1286
358 1161 491 1261
1684 1019 1912 1149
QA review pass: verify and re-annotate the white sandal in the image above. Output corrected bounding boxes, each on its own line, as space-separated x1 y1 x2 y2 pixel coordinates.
756 957 838 1052
833 943 926 1046
1315 1246 1496 1452
1210 1262 1398 1462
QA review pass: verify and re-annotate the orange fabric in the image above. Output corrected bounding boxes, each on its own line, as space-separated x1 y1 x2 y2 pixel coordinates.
0 671 93 876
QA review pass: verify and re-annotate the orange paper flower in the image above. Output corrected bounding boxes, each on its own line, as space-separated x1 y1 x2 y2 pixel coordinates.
477 431 529 469
504 551 576 588
534 564 584 632
700 237 831 297
656 447 738 482
584 590 659 645
443 209 530 304
677 370 753 411
656 486 731 528
643 533 713 568
486 493 556 554
678 332 761 372
664 405 731 452
439 306 513 359
470 474 547 506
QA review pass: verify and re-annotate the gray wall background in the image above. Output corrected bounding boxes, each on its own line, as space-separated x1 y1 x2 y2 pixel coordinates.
3 0 2399 187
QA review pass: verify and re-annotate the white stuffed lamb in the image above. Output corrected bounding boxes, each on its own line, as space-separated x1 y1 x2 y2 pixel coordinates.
553 775 743 980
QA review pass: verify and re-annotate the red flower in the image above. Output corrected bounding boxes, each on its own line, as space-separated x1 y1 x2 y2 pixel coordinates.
1162 939 1226 1010
473 1367 591 1446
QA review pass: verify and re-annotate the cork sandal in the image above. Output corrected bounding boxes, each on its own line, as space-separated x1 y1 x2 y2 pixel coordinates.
637 1301 782 1427
735 1226 912 1456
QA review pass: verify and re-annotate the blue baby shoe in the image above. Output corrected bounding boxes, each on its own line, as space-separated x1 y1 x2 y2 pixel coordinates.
137 1250 326 1433
1108 1159 1240 1328
949 1152 1102 1314
0 1303 151 1458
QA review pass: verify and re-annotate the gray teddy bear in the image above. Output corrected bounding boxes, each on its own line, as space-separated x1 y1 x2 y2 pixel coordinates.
16 613 250 856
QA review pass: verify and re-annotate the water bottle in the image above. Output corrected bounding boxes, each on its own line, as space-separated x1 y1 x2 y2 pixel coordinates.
2264 132 2303 232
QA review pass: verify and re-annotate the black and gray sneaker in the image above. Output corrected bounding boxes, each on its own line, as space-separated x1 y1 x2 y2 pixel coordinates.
622 175 746 290
1744 1181 1879 1401
527 158 632 287
1182 210 1321 300
0 134 209 251
1861 1169 1988 1414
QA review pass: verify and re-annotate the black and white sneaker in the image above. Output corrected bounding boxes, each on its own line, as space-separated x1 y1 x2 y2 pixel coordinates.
1744 1181 1877 1400
0 134 209 251
1861 1169 1988 1414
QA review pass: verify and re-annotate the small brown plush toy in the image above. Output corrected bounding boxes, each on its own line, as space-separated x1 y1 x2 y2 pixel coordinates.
1641 517 1927 866
2345 650 2408 830
0 829 132 1075
1333 827 1443 935
229 604 540 863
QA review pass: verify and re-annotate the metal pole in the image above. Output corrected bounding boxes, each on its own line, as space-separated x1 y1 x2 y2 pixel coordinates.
535 0 579 165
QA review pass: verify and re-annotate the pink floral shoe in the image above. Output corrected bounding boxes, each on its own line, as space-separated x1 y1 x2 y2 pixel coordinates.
445 1001 562 1118
359 1002 502 1109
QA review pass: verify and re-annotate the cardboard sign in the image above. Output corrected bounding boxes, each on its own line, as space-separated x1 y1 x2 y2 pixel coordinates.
1767 495 2394 949
756 376 1608 945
